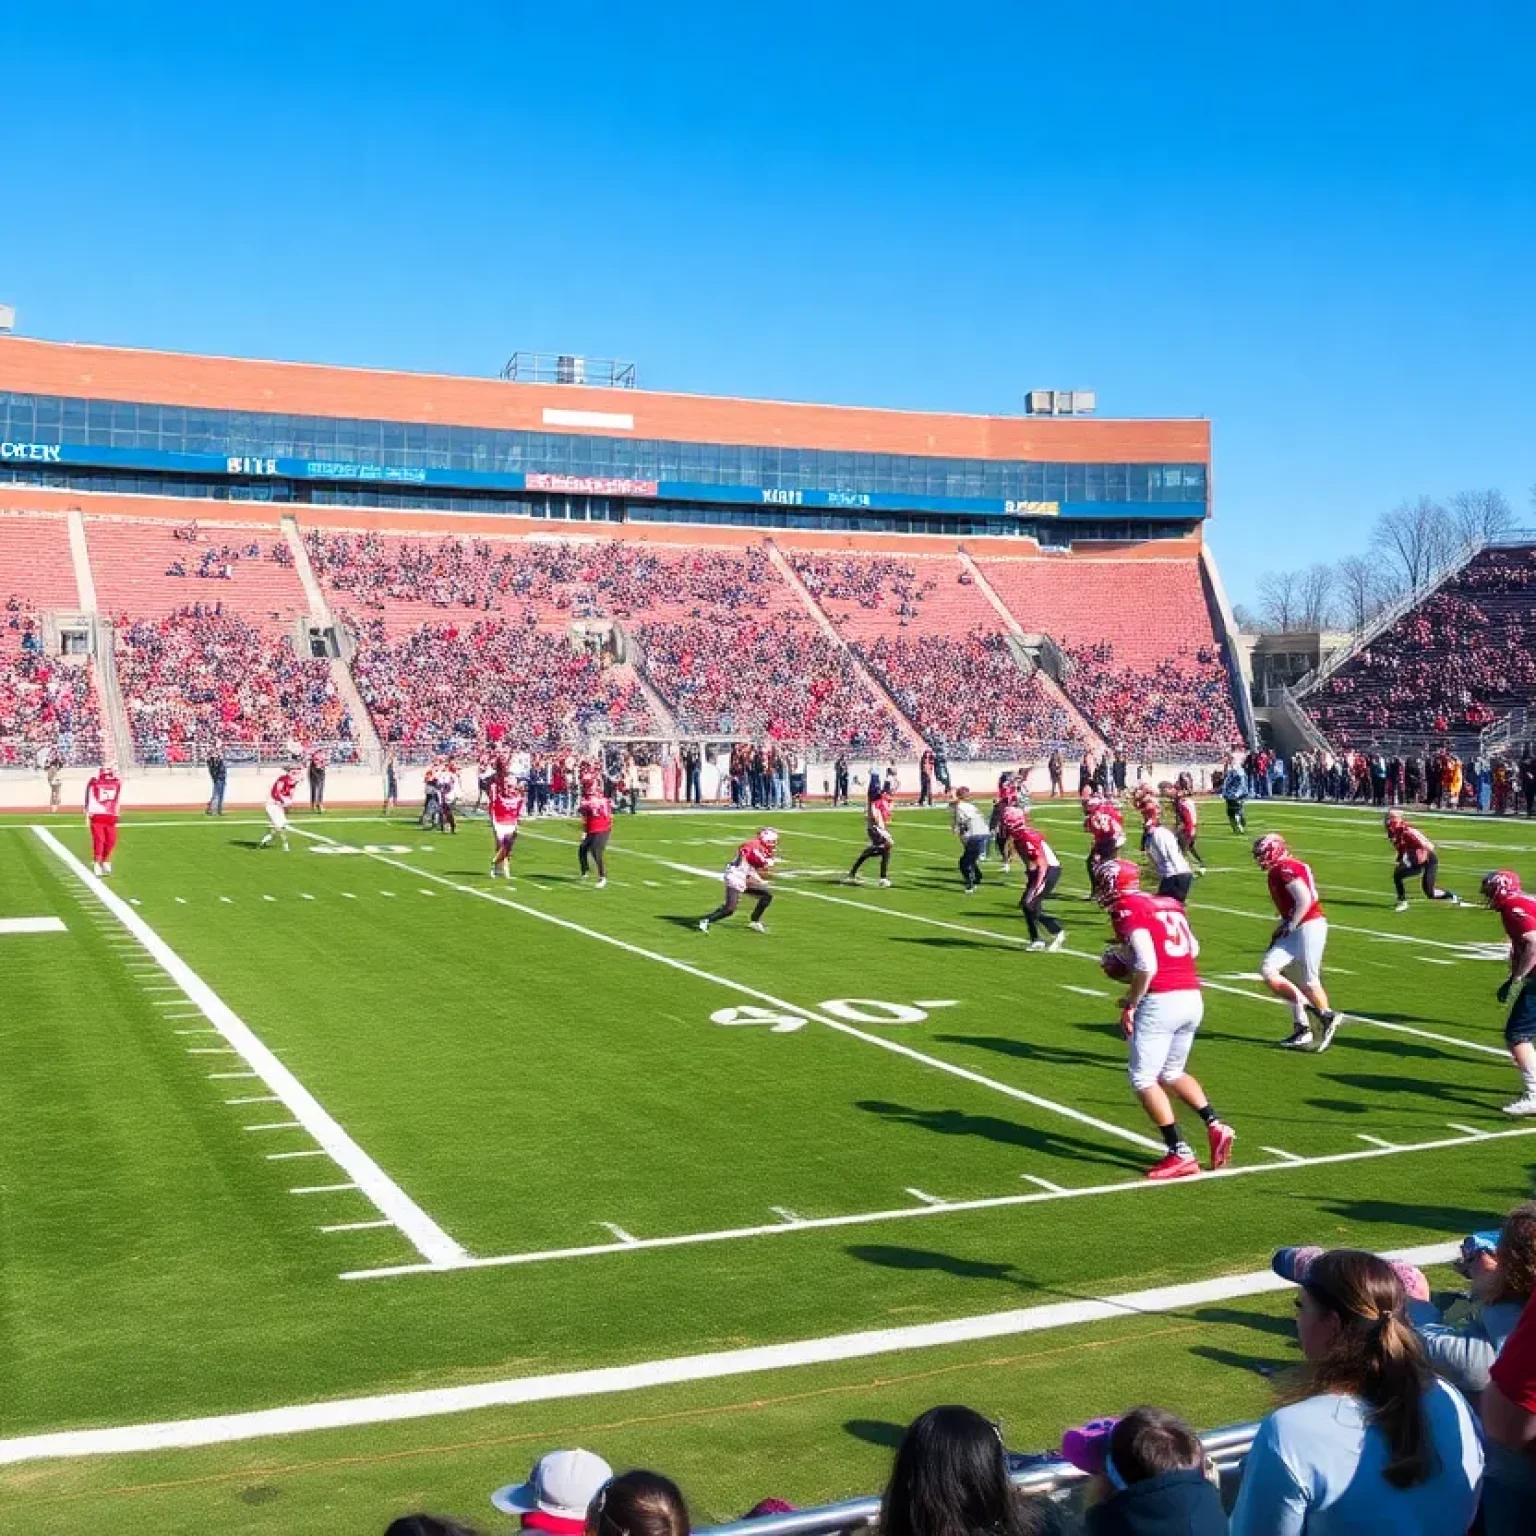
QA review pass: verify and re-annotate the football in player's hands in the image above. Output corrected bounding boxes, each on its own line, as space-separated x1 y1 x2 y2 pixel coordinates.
1100 945 1133 981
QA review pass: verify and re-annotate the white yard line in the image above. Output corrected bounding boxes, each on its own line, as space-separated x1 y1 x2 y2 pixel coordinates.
0 1237 1467 1464
1260 1146 1304 1163
340 1126 1536 1281
321 1220 396 1233
0 916 67 934
286 828 1164 1155
905 1188 947 1206
31 826 466 1270
1021 1175 1065 1192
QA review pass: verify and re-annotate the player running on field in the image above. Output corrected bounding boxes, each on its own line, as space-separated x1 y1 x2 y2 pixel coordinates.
1253 833 1344 1052
1172 781 1206 873
84 761 123 876
1221 759 1248 833
1096 858 1234 1180
1133 785 1193 903
990 775 1020 871
846 786 895 886
488 772 524 880
951 788 991 892
1385 810 1459 910
258 764 300 850
1481 871 1536 1117
1017 820 1067 951
577 782 614 887
700 827 779 933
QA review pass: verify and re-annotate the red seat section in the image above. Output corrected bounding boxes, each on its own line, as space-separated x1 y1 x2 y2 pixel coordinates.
88 519 351 763
975 557 1238 753
0 513 101 766
1305 545 1536 741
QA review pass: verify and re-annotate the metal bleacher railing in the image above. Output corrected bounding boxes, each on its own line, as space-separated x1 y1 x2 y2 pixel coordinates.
695 1422 1261 1536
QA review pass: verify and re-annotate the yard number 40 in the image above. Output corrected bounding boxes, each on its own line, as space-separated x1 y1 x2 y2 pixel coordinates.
709 998 940 1033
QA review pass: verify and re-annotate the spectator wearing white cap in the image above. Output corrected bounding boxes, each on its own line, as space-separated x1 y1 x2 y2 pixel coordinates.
492 1449 614 1534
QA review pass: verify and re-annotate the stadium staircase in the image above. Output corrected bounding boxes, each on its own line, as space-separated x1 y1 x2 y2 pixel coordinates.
1198 541 1258 747
764 538 926 751
613 627 682 737
956 550 1109 752
284 516 383 762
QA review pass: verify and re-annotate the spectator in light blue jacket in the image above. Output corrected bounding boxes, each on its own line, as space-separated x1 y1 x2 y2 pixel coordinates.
1231 1250 1482 1536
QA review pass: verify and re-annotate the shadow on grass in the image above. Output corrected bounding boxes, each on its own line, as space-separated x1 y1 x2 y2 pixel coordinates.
1188 1344 1285 1379
847 1244 1025 1286
1307 1098 1371 1115
1189 1305 1298 1341
844 1418 907 1450
933 1033 1116 1071
889 936 1017 954
1328 1036 1467 1064
856 1099 1149 1171
1314 1197 1503 1232
228 839 267 850
1320 1071 1500 1110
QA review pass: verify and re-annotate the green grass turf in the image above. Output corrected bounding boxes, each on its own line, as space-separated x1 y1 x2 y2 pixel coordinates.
1 796 1533 1532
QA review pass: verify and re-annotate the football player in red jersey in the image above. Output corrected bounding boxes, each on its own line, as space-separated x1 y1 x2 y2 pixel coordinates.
1095 858 1234 1179
846 787 895 887
1017 821 1066 951
258 763 301 851
577 781 614 888
488 771 525 880
990 775 1020 871
1084 792 1126 886
84 761 123 875
1172 782 1206 874
1385 810 1460 911
700 828 779 933
1483 871 1536 1116
1253 834 1344 1052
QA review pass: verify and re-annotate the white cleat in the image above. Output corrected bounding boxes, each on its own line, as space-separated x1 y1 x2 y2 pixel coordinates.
748 920 768 933
1047 930 1068 952
93 862 103 876
1394 900 1410 912
1503 1093 1536 1118
878 878 892 888
103 863 112 875
698 918 710 933
843 876 862 885
1027 940 1046 952
595 878 607 889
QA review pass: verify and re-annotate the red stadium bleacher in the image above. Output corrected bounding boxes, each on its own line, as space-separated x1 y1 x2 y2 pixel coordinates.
1304 544 1536 742
975 556 1239 752
0 514 102 766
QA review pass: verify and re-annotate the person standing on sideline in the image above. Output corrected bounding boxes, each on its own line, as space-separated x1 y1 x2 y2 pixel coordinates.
918 747 935 807
44 748 63 811
85 761 123 876
1048 749 1064 798
833 752 850 806
382 749 399 816
1222 755 1249 833
683 742 702 804
951 787 990 893
307 747 327 813
205 745 226 816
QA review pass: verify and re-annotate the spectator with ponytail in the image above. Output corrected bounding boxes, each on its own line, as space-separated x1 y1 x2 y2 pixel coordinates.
1231 1249 1482 1534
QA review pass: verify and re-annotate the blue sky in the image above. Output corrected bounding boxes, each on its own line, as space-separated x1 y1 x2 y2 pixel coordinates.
4 2 1533 603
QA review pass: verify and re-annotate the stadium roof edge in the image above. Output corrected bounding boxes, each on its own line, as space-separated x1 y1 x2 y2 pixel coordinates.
0 334 1208 429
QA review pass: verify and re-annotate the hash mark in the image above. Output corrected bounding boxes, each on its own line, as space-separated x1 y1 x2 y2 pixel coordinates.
1022 1175 1065 1192
769 1206 805 1224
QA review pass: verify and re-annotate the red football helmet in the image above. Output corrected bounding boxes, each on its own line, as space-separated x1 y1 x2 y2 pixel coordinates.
758 827 780 850
1252 833 1288 870
1482 870 1522 907
1385 809 1405 829
1093 858 1141 906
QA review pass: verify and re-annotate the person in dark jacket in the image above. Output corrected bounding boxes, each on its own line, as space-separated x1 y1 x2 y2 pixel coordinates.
1067 1408 1227 1536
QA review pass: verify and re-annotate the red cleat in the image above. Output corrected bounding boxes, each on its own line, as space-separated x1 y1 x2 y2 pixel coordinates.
1207 1120 1235 1170
1145 1151 1201 1181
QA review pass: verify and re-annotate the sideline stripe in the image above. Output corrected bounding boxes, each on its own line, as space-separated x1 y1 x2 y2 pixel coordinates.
342 1126 1536 1280
0 916 67 934
30 827 466 1269
288 828 1163 1154
0 1239 1461 1464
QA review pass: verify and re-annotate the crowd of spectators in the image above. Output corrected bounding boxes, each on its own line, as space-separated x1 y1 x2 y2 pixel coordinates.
306 531 782 622
638 612 906 754
858 630 1081 759
114 605 354 764
164 529 290 582
383 1210 1536 1532
1307 546 1536 741
788 553 934 622
348 614 654 756
1247 745 1536 815
0 596 102 766
1063 641 1238 756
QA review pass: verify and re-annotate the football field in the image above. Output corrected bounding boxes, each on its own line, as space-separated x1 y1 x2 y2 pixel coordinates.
2 795 1534 1532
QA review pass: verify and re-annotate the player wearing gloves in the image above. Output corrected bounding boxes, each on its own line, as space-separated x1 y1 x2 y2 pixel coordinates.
1253 834 1344 1052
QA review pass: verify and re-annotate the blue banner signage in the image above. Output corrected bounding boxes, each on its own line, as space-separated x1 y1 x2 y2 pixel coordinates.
0 439 1205 524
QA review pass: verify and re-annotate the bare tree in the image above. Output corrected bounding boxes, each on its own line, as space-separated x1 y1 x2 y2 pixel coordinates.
1296 563 1336 630
1257 568 1302 633
1232 601 1263 633
1335 554 1387 634
1448 487 1515 546
1371 496 1454 595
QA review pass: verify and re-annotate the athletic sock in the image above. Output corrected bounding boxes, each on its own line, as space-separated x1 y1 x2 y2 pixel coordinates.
1158 1122 1182 1153
1522 1066 1536 1096
1292 1001 1308 1026
1196 1105 1219 1126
